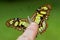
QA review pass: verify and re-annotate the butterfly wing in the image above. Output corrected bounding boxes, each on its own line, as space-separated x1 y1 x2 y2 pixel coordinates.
31 4 51 34
6 18 29 31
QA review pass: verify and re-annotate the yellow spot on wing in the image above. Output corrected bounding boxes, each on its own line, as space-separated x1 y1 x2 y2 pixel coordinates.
40 11 46 14
14 21 18 26
39 27 43 32
9 20 14 24
41 6 48 10
37 13 43 17
19 20 29 27
22 22 29 27
42 21 46 29
40 27 43 31
39 28 42 32
35 13 42 24
19 20 22 26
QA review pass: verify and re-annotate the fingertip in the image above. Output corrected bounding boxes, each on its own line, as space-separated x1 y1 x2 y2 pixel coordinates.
17 22 39 40
30 22 39 28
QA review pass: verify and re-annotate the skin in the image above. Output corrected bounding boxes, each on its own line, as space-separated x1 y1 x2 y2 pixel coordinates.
17 22 39 40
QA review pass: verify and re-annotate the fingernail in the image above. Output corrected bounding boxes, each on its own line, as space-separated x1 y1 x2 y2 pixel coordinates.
27 16 33 23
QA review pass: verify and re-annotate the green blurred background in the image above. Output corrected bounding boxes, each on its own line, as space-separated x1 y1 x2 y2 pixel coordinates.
0 0 60 40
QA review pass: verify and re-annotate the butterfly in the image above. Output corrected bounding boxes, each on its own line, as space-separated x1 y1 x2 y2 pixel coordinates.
6 4 51 34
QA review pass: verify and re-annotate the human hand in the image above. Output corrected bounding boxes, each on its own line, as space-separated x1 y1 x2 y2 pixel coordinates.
17 16 39 40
